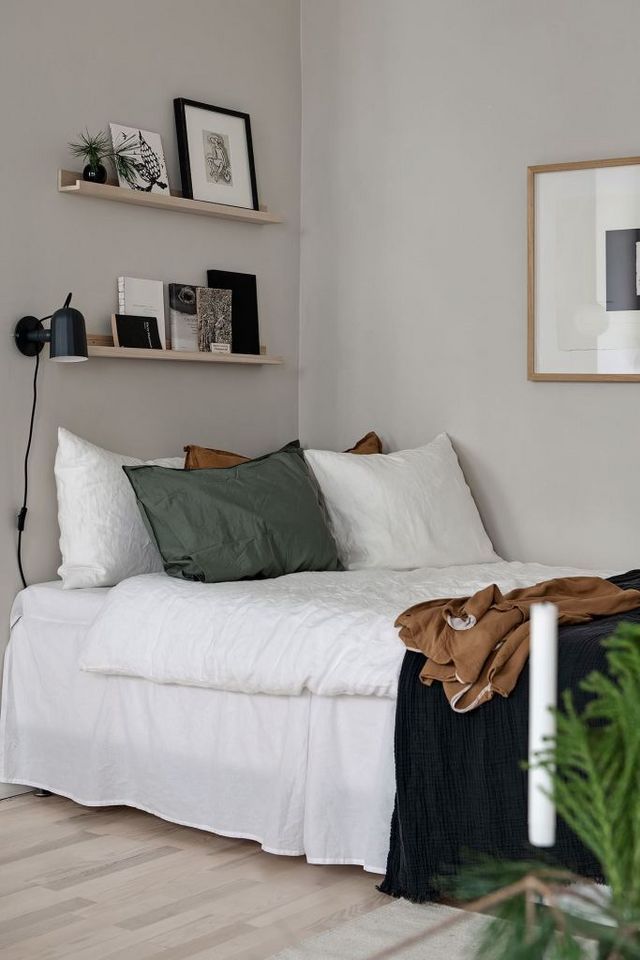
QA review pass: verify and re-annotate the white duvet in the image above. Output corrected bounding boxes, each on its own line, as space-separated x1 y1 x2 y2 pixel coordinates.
80 560 603 698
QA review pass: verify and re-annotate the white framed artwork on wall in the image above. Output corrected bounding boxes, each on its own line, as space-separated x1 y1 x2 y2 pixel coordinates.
528 156 640 381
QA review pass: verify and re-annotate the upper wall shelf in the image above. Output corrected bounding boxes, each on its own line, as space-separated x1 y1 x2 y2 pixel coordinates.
57 170 283 225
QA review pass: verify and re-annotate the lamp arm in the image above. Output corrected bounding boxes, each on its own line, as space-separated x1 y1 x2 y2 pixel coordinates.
27 327 52 344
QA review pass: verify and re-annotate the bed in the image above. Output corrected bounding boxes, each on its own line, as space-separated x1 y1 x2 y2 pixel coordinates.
0 559 599 875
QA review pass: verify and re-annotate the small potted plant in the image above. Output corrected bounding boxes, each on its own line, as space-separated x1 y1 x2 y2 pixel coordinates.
68 129 140 185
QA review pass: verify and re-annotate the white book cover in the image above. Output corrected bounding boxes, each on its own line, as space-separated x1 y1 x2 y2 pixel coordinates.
109 124 169 194
117 278 166 348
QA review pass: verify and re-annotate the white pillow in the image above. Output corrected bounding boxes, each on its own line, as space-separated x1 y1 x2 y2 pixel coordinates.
304 434 497 570
55 428 183 589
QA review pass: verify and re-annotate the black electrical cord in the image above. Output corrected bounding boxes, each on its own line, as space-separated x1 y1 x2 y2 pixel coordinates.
17 352 40 589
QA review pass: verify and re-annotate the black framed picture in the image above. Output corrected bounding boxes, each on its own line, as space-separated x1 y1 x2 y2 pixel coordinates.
174 98 259 210
207 270 260 355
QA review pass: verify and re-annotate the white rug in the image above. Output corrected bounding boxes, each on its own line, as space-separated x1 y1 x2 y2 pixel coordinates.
272 900 491 959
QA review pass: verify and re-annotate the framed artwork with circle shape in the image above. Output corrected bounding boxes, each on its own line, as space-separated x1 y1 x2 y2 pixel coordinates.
174 98 259 211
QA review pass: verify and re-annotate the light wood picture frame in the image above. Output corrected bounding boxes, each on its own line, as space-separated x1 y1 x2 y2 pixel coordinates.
528 155 640 381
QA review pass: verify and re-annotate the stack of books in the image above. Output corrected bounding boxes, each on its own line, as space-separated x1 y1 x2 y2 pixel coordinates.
113 273 259 354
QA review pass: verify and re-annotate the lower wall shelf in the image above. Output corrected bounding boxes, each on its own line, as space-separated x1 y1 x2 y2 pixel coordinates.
87 336 283 365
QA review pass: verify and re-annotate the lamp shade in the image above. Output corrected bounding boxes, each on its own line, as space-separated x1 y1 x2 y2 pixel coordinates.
49 306 88 362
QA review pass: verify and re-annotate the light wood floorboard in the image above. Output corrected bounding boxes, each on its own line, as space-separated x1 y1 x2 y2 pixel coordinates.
0 793 389 959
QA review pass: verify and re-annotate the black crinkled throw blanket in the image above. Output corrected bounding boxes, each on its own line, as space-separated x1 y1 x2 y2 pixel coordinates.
380 569 640 903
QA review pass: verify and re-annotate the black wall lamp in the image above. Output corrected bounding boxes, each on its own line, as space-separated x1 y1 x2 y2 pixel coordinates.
15 292 88 361
14 293 89 589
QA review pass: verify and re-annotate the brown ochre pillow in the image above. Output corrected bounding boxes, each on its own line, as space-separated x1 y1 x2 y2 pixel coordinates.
184 431 382 469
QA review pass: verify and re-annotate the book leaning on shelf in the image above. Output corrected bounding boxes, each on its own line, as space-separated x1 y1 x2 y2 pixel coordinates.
117 277 166 348
111 314 163 349
168 283 232 353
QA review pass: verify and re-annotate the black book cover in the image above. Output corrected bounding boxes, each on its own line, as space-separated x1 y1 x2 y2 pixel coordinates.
207 270 259 354
112 314 162 349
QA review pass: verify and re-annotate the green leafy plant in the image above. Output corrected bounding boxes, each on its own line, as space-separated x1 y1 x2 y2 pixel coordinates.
456 624 640 959
369 625 640 960
68 129 112 173
68 129 140 182
549 624 640 912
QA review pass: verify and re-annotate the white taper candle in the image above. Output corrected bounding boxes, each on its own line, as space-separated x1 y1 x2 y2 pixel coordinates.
528 601 558 847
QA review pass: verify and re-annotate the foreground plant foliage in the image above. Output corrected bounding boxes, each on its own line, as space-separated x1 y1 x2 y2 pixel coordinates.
369 626 640 960
455 624 640 959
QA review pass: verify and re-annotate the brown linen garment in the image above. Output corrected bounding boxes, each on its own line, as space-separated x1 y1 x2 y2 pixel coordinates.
395 576 640 713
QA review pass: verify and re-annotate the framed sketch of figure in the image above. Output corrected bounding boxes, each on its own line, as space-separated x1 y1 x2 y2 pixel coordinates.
174 98 259 210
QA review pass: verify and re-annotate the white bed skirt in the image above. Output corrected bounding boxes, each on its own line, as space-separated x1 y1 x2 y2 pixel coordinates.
0 583 396 873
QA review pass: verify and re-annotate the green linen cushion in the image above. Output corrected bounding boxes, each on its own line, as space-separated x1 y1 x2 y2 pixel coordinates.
122 446 340 583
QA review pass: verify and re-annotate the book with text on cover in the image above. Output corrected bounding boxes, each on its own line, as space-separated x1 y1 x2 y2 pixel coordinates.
207 269 259 355
168 284 232 352
117 277 166 348
111 314 162 349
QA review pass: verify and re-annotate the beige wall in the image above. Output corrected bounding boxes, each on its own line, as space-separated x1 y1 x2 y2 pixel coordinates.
299 0 640 570
3 0 639 632
0 0 300 627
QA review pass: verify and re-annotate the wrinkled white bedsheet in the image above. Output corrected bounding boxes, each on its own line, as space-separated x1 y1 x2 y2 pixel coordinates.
80 560 602 697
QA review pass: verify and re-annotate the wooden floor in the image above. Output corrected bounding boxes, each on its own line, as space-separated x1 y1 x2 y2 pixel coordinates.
0 793 389 960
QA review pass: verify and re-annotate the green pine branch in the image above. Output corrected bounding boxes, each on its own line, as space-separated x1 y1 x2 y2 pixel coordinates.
68 129 111 170
444 622 640 960
68 129 142 184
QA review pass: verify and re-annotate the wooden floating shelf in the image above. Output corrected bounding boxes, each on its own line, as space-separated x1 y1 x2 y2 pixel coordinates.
87 336 283 365
58 170 283 224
